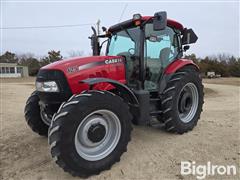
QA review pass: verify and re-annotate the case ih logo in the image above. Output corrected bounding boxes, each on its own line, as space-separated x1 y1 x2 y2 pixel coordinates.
105 58 122 64
67 58 123 73
67 66 79 73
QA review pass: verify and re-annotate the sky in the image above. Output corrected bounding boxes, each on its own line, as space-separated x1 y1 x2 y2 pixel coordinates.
1 1 239 58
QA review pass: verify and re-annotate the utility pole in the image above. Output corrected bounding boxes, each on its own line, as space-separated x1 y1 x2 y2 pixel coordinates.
96 19 101 36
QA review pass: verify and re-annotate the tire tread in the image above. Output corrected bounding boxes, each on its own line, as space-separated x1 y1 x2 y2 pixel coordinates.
48 91 132 177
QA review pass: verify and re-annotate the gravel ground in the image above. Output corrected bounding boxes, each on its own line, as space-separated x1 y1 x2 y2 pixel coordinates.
0 78 239 180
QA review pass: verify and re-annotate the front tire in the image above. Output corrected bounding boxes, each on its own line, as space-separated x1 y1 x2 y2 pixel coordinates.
160 66 204 134
48 91 132 177
24 91 49 136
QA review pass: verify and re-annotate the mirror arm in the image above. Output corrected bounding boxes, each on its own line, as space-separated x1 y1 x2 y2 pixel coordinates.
99 39 109 50
183 45 190 52
141 17 153 27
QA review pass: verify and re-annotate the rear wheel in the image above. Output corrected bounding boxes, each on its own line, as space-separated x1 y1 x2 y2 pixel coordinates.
48 91 132 177
160 66 204 133
24 91 49 136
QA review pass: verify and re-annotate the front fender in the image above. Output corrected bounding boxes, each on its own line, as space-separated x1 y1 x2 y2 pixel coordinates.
80 78 139 105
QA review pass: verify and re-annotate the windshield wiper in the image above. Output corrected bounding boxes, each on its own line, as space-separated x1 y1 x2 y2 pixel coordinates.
119 24 135 42
124 29 135 42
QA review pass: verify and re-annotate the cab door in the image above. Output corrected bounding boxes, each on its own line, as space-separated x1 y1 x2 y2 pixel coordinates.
107 27 141 88
144 24 179 91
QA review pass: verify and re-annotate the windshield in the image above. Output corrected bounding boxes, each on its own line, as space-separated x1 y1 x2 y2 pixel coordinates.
107 27 140 56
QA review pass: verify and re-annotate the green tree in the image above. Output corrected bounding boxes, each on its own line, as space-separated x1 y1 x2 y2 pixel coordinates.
0 51 18 63
40 50 63 66
18 54 40 76
229 58 240 77
184 53 198 64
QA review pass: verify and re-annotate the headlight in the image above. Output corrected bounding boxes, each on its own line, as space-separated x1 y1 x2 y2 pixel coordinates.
36 81 59 92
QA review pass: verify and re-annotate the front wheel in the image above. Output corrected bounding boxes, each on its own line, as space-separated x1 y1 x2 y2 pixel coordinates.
160 66 204 134
48 91 132 177
24 91 49 136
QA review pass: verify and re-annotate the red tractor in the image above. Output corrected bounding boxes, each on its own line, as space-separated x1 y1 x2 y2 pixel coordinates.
24 12 203 177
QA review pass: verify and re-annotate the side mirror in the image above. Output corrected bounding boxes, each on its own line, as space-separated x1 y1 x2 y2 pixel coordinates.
153 11 167 30
183 45 190 52
182 28 198 45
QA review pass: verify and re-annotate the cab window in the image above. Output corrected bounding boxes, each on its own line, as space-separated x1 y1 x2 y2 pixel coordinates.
107 27 141 87
144 24 179 90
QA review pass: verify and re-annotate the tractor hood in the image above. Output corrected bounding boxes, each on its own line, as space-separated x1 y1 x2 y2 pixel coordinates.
42 55 124 74
40 55 126 94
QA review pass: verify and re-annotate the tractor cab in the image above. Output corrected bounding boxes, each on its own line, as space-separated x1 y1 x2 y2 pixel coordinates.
90 12 198 91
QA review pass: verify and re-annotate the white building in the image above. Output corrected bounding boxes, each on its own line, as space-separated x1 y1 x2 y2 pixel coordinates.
0 63 29 78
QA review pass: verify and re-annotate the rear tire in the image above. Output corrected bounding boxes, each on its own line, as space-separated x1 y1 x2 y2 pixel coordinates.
48 91 132 177
24 91 49 136
160 66 204 134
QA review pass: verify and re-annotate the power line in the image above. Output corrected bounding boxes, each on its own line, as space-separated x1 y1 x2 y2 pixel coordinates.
0 23 94 30
118 3 128 22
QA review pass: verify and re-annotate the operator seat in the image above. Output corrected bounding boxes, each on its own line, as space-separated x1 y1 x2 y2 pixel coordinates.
150 47 171 84
159 47 171 68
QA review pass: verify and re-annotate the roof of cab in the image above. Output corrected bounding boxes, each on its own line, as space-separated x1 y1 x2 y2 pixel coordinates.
142 16 184 31
108 16 184 33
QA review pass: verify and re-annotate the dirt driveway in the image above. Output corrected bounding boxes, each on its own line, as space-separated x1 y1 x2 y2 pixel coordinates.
0 78 239 180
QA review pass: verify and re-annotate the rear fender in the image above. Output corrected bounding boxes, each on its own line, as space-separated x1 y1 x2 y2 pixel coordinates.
164 59 199 74
159 59 199 94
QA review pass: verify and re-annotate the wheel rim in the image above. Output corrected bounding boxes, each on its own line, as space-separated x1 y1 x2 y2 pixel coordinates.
40 110 52 125
74 109 121 161
177 83 199 123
